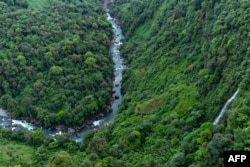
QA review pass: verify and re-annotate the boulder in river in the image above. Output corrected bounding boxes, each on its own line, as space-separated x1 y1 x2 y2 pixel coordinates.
0 108 8 117
122 59 128 65
107 108 113 113
55 126 65 132
68 128 76 134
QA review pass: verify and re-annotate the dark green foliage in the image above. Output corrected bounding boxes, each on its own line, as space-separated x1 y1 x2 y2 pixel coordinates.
0 0 113 126
0 0 29 9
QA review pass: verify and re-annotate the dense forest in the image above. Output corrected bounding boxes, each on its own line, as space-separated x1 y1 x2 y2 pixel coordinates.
0 0 113 127
0 0 250 166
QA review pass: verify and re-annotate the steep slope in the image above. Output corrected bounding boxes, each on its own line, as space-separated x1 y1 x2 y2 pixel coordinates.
83 0 250 166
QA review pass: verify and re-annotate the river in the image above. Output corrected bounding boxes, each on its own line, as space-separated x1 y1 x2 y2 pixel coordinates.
0 1 125 142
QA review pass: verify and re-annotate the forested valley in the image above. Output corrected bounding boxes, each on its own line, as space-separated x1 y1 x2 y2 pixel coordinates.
0 0 250 166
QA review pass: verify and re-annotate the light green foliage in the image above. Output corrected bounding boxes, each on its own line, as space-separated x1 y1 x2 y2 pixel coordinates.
16 55 26 62
94 156 120 167
28 0 49 9
84 56 97 67
32 130 44 146
0 136 35 166
50 66 63 75
47 151 76 167
56 110 65 122
126 130 141 150
85 51 95 57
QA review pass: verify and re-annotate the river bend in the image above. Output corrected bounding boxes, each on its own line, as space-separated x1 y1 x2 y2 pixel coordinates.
0 1 125 142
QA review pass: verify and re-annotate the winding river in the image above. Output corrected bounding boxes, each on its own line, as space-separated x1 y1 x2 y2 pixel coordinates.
0 1 125 142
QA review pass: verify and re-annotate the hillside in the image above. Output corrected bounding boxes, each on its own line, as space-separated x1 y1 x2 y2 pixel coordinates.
83 0 250 166
0 0 249 166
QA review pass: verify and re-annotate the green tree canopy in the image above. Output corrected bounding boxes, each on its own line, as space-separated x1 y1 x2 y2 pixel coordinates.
47 151 76 167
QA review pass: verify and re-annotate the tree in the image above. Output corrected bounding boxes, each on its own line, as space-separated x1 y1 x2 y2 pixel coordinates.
56 110 65 123
50 66 63 75
84 56 97 67
32 130 44 146
168 152 186 167
126 130 141 150
16 55 26 65
47 151 76 167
